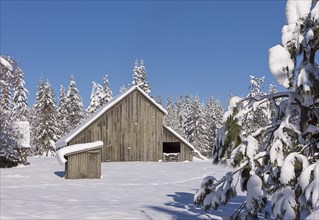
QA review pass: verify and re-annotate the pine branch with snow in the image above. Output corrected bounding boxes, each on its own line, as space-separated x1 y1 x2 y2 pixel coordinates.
197 1 319 218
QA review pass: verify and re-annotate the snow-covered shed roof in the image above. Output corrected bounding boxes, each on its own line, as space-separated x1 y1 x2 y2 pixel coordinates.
163 125 207 160
56 141 103 165
55 86 167 148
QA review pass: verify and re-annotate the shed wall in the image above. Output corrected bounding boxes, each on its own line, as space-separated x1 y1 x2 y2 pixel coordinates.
65 148 102 179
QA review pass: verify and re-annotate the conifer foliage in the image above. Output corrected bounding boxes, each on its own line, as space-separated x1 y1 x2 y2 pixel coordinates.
132 59 151 94
195 1 319 219
65 74 84 131
164 94 224 158
87 74 113 114
0 56 29 167
31 80 58 156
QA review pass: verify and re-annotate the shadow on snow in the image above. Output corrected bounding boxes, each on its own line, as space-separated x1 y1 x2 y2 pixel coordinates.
147 191 245 220
54 171 65 178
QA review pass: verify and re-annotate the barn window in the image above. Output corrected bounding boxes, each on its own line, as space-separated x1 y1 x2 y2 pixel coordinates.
163 142 180 153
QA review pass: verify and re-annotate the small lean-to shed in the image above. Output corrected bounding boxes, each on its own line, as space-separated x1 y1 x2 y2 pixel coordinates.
162 125 200 162
56 141 103 179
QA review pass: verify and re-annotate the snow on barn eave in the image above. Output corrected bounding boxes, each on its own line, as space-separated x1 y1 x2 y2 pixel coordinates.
56 141 103 165
163 125 207 160
55 86 167 148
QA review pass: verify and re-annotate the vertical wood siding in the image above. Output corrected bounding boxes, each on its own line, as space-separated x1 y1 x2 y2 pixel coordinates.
65 148 102 179
69 90 164 162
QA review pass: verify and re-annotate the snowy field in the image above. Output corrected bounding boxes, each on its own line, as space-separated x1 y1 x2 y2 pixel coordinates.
1 158 247 220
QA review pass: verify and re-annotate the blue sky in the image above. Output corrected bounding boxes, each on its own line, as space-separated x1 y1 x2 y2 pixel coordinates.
1 0 286 108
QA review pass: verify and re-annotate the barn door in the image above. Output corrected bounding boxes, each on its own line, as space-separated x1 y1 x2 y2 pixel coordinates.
87 150 101 179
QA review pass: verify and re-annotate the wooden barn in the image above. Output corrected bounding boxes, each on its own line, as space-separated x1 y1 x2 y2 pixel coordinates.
56 86 199 162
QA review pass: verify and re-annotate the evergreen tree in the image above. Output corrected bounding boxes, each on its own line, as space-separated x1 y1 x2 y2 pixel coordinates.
31 80 58 156
57 85 69 138
205 96 218 158
66 74 84 131
132 59 150 94
0 56 23 167
87 75 113 114
164 95 178 129
175 95 187 137
101 74 113 106
11 66 29 121
119 84 129 93
87 81 103 114
196 1 319 218
0 56 15 113
30 79 44 155
155 96 163 106
213 98 224 130
184 95 209 157
0 107 21 167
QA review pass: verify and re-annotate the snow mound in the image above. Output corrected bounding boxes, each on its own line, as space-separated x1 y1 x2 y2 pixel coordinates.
56 141 103 165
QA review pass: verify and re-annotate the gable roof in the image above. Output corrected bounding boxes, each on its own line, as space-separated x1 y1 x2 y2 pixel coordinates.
56 86 167 148
163 125 206 160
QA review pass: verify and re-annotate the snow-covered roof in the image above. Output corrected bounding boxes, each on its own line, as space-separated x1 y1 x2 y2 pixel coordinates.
55 86 167 148
163 125 207 160
56 141 103 165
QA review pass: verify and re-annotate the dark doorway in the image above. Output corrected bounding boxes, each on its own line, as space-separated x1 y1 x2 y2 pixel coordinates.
163 142 181 153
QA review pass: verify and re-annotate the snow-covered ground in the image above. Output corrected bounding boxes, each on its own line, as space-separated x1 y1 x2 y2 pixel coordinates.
1 157 246 220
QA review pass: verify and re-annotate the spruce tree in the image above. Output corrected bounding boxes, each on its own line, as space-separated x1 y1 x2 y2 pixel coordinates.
132 59 150 94
0 56 22 167
57 85 69 138
66 74 84 131
11 66 29 121
32 80 58 156
87 81 103 114
101 74 112 106
0 56 14 113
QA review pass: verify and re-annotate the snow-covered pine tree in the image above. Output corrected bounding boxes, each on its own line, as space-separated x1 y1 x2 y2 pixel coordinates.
119 84 129 93
242 75 271 137
87 81 103 114
0 56 15 113
11 66 29 121
196 1 319 219
101 74 112 106
178 95 191 138
132 59 150 94
57 85 69 138
184 95 209 157
132 59 141 86
0 56 23 167
155 96 163 106
30 79 44 155
164 95 179 130
0 107 21 167
205 96 223 158
87 75 113 114
32 80 58 156
66 74 84 131
138 60 150 94
213 98 224 130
